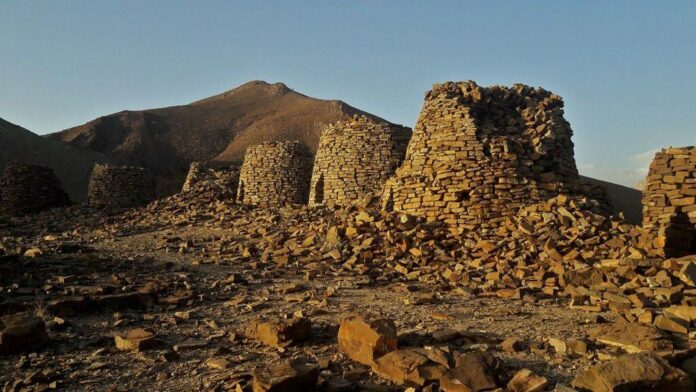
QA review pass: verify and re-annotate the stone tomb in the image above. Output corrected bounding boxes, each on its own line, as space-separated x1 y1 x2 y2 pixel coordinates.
381 81 580 234
0 161 70 216
641 146 696 257
309 115 411 206
88 164 156 209
181 161 240 197
237 141 313 207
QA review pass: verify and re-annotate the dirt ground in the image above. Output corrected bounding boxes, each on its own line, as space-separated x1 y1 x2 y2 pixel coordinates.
0 217 623 391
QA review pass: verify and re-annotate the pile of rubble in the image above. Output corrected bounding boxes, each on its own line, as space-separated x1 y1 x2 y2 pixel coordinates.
382 81 583 234
309 115 411 206
0 161 70 216
237 141 313 207
88 164 156 210
642 146 696 257
181 161 240 196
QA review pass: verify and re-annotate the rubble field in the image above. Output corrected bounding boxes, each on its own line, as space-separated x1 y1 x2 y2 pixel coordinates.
2 180 696 392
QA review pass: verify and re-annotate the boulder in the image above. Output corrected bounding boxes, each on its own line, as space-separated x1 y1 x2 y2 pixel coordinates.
245 316 311 350
372 348 445 386
588 322 673 353
507 369 548 392
114 328 155 351
0 313 49 355
439 352 499 392
252 360 318 392
337 314 397 366
572 352 694 392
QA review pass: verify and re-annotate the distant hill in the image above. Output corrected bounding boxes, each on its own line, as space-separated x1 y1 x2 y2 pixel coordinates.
580 175 643 224
0 117 109 201
49 81 385 193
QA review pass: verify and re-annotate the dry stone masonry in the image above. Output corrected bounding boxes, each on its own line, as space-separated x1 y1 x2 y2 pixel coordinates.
381 81 580 234
237 141 313 207
0 161 70 216
181 161 240 198
309 115 411 206
641 146 696 257
88 164 156 209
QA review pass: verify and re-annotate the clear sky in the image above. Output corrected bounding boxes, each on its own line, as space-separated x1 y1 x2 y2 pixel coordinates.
1 1 695 187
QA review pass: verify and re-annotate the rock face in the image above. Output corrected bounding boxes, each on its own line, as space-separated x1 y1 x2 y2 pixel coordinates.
381 81 580 233
0 161 70 216
309 115 411 206
237 141 313 207
181 161 240 197
337 314 397 366
0 313 49 355
572 352 694 392
88 164 156 209
641 146 696 257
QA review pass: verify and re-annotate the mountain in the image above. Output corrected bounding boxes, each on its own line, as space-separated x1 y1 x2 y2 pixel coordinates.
49 81 384 193
0 117 109 201
580 175 643 224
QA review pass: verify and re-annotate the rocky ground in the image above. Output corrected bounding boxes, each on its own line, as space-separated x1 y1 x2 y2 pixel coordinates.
2 185 696 391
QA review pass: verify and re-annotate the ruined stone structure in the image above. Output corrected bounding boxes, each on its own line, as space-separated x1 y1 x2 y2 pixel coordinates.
0 161 70 216
88 164 156 209
641 146 696 257
237 141 313 207
381 81 580 234
181 161 240 198
309 116 411 206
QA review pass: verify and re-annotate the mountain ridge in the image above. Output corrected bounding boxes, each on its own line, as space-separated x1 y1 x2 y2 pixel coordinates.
0 117 109 201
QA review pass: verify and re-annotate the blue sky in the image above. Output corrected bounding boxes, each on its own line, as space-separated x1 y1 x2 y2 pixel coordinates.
1 1 695 187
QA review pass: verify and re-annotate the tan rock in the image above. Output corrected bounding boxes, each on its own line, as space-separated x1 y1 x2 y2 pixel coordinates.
371 348 444 386
252 360 318 392
23 248 42 258
501 338 524 352
338 314 397 366
245 317 311 350
439 352 499 392
654 314 688 334
207 358 231 370
588 322 672 353
114 328 155 352
572 352 694 392
507 369 548 392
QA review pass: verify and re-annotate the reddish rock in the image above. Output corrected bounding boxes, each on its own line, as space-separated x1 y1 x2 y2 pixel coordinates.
372 348 445 386
245 316 311 349
338 314 397 366
439 352 499 392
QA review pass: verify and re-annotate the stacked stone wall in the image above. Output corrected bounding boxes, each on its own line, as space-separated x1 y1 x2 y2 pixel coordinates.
237 141 313 207
181 161 240 198
381 81 580 234
309 116 411 206
88 164 156 209
0 161 70 216
641 146 696 257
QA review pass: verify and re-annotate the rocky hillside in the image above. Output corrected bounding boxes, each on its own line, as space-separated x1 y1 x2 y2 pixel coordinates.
0 118 108 201
48 81 384 193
